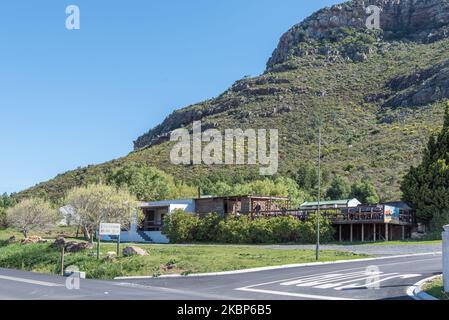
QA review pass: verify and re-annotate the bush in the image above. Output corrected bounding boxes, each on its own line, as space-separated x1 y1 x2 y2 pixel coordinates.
269 216 302 242
196 213 222 242
217 216 250 244
162 211 335 244
247 218 273 244
299 214 335 244
161 210 199 243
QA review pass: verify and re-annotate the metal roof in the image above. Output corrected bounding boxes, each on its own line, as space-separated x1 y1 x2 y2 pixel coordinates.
300 199 359 206
195 195 290 201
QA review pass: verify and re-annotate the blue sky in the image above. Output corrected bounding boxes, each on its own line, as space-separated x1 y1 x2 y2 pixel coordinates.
0 0 342 194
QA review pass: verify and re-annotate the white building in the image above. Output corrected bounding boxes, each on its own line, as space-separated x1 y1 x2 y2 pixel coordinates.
102 199 195 244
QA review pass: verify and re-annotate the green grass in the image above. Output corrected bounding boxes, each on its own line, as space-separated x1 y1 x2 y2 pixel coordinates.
423 276 449 300
0 226 81 242
0 229 367 280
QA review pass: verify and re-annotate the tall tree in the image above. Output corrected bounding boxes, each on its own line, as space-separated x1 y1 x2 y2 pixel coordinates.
402 103 449 231
326 176 351 200
65 184 139 243
107 163 196 201
350 179 380 204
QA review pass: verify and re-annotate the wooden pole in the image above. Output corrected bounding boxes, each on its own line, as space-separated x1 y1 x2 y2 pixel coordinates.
60 246 65 276
350 224 353 242
97 232 100 260
117 234 120 257
361 224 364 242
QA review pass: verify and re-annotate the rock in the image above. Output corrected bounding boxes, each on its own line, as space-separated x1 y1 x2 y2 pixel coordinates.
104 252 117 262
8 236 16 243
21 236 44 244
51 236 66 248
65 241 94 253
384 60 449 108
123 246 149 257
268 0 449 68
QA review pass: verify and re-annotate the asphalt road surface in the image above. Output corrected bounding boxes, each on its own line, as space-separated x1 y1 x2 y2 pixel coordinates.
0 253 442 300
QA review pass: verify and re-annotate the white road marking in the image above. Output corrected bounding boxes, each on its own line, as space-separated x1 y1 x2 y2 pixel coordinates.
236 287 357 300
0 275 63 287
279 271 421 291
237 257 439 290
335 274 421 291
235 257 434 299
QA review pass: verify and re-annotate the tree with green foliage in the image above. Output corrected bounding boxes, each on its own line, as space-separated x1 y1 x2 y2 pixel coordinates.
204 177 307 208
325 176 351 200
6 198 58 238
402 103 449 232
107 163 196 201
294 162 319 191
350 179 380 204
0 193 16 228
65 184 139 243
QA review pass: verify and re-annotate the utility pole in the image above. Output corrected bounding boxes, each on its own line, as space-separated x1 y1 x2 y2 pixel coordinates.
316 125 321 261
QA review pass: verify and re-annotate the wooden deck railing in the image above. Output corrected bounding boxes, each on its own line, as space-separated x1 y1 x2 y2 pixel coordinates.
250 209 413 224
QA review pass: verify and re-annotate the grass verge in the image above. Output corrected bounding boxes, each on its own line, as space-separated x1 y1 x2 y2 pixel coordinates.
0 229 368 280
423 276 449 300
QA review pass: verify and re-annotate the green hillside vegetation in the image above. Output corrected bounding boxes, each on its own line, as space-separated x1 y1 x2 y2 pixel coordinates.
14 2 449 205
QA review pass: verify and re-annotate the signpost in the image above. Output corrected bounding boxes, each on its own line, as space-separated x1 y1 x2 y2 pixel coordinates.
98 223 121 259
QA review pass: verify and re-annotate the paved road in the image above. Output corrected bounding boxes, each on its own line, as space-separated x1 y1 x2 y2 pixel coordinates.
0 253 442 300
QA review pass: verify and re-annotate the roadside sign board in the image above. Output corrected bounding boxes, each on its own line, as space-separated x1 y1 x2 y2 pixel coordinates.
99 223 121 236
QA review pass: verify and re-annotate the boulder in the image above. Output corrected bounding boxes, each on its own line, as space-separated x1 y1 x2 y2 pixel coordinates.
65 241 94 253
123 246 149 257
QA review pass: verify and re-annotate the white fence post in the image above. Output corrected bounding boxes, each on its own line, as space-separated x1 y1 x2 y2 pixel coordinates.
443 225 449 293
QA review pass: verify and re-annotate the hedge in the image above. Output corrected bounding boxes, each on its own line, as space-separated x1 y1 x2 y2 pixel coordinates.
162 210 335 244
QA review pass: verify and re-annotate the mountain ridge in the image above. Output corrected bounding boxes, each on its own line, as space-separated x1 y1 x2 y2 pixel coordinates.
17 0 449 202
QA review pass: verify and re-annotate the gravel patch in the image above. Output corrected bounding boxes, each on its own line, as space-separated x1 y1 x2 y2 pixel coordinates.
259 243 442 256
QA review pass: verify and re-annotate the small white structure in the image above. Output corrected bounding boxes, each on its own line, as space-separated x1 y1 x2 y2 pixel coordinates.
443 225 449 293
300 198 361 210
102 199 195 244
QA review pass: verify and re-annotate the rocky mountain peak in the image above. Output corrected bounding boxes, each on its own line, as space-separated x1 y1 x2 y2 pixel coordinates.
268 0 449 68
